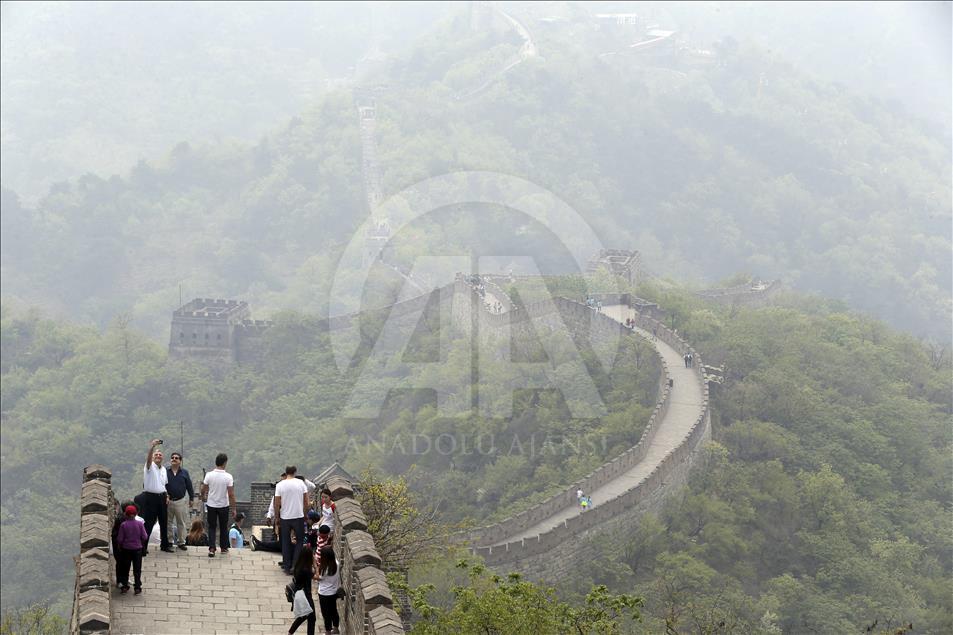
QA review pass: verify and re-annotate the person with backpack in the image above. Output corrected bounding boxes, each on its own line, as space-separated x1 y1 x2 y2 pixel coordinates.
115 504 149 594
288 545 316 635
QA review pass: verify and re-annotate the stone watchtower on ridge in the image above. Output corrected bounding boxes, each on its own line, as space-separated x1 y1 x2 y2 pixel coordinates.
169 298 251 362
586 249 641 286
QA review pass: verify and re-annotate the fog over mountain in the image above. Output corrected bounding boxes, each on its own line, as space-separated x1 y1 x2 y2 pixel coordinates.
1 2 950 632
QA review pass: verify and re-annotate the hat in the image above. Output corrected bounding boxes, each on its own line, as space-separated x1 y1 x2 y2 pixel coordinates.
307 510 320 521
124 505 137 516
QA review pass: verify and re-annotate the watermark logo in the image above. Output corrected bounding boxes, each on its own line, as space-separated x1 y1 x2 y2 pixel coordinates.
328 171 622 419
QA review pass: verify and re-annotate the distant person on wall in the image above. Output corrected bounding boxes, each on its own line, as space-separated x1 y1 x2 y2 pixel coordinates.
229 512 246 549
316 546 342 635
319 489 336 532
165 451 194 551
576 488 584 503
186 519 208 546
275 465 310 574
115 504 149 595
140 439 174 554
201 453 236 558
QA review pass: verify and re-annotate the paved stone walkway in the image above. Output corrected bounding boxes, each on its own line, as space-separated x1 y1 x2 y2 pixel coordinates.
495 303 705 543
112 547 318 635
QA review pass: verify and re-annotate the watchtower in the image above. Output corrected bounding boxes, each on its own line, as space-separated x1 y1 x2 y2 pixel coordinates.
169 298 250 361
586 249 641 286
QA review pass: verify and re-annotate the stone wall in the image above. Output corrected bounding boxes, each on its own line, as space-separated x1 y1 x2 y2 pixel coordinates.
325 476 404 635
71 469 405 634
70 466 114 635
447 284 711 580
695 279 781 306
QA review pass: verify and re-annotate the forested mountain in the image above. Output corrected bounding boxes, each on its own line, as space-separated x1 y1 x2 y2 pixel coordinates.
2 286 950 631
1 2 950 631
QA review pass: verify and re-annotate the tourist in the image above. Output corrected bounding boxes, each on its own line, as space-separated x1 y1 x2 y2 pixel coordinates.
317 546 342 634
319 489 336 532
140 439 173 554
266 473 286 527
296 474 317 505
306 510 322 549
229 512 246 549
165 451 194 551
313 524 333 572
275 465 310 574
112 499 138 581
288 545 317 635
251 534 281 553
115 504 148 595
201 453 236 558
186 519 208 546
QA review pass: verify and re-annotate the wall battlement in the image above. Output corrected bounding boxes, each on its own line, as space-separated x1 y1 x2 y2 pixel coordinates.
70 468 403 634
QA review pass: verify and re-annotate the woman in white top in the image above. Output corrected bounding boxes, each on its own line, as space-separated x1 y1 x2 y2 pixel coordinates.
316 547 341 634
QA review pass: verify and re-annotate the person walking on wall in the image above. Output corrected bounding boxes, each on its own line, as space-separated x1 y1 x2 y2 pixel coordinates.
275 465 310 574
141 439 174 554
165 451 194 551
288 545 317 635
317 546 342 634
201 453 236 558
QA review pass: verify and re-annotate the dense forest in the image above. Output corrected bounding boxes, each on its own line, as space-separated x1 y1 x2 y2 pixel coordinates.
2 284 948 631
1 2 950 632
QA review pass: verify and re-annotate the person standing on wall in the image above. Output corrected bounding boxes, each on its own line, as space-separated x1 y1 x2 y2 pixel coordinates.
141 439 174 554
200 453 236 558
165 451 194 551
115 504 149 595
275 465 310 574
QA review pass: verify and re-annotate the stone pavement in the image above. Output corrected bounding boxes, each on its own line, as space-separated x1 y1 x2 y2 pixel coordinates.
112 546 319 635
495 303 706 543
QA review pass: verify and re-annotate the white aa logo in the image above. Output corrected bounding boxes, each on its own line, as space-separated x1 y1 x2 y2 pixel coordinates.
329 172 621 418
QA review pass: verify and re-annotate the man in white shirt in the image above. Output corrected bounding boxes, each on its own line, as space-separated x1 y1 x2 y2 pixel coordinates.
274 465 309 574
200 453 236 558
141 439 174 554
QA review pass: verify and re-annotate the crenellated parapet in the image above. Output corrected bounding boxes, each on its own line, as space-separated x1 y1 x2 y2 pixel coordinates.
70 465 114 635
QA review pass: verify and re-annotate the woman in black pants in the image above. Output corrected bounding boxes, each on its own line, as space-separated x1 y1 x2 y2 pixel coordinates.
316 547 341 634
289 545 316 635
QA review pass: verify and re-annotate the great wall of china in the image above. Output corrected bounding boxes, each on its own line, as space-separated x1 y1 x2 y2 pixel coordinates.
70 5 786 630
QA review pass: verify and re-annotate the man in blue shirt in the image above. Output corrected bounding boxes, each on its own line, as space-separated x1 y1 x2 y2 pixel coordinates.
165 451 194 551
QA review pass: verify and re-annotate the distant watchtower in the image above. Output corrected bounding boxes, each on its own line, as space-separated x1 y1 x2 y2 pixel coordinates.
169 298 250 361
586 249 641 286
